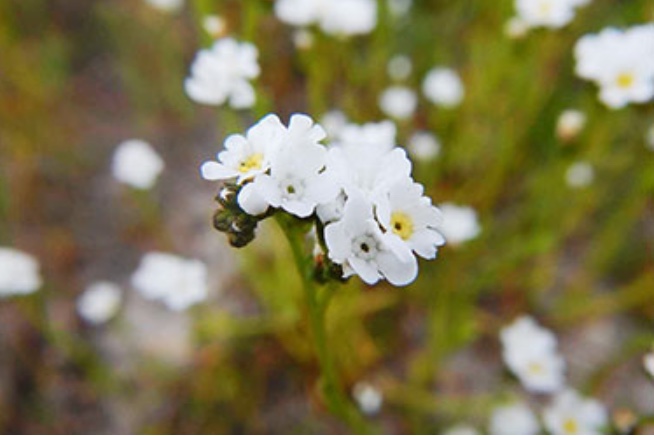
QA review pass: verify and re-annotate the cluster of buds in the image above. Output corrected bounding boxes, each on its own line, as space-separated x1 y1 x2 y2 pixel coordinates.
212 183 262 248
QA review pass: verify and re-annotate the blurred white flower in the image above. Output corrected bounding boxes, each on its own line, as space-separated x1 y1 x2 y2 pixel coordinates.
0 247 42 297
387 54 413 81
77 281 122 325
515 0 579 29
185 38 260 109
565 161 594 188
504 16 530 39
337 120 397 152
489 401 540 435
112 139 164 190
575 25 654 109
387 0 413 19
423 67 464 108
131 252 208 311
543 389 608 434
644 351 654 379
556 109 586 142
292 29 315 50
274 0 377 37
438 203 481 245
379 86 417 120
500 315 566 393
352 381 383 415
202 15 227 38
407 131 440 161
321 110 349 139
647 124 654 151
200 114 285 184
446 424 479 435
144 0 183 13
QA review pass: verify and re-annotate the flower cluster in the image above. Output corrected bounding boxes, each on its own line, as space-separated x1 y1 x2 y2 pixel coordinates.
274 0 377 37
0 247 42 297
575 24 654 109
201 113 445 286
513 0 590 30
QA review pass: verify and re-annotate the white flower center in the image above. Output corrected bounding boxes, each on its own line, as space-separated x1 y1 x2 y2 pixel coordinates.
352 234 381 260
616 71 635 89
390 211 414 240
238 153 263 173
563 418 579 434
279 177 305 200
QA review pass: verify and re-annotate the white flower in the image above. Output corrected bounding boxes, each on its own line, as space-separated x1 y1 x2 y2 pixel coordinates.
321 110 349 139
200 114 285 184
238 114 338 218
504 17 530 39
565 161 594 188
387 0 413 19
500 316 566 393
144 0 183 13
489 401 540 435
543 389 608 434
337 120 397 152
77 282 122 325
379 86 417 120
408 131 441 161
325 192 418 286
556 109 586 141
423 67 464 108
0 247 41 297
112 139 164 190
647 124 654 151
203 15 227 38
515 0 579 29
292 29 315 50
438 203 481 245
274 0 377 37
185 37 260 109
352 382 383 415
375 179 445 260
131 252 208 311
387 55 413 81
574 25 654 109
644 351 654 379
445 424 479 435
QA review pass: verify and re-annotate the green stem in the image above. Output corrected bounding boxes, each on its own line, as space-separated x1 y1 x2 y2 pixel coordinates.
275 215 370 433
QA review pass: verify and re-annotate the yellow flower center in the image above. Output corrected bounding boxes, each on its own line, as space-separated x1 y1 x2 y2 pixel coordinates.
616 72 634 89
527 362 543 374
390 211 414 240
238 153 263 173
539 1 552 16
563 418 579 434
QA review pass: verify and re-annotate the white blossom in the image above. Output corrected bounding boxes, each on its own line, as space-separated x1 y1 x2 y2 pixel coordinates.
131 252 208 311
489 401 540 435
500 316 566 393
438 203 481 245
321 110 349 140
0 247 42 297
379 86 417 120
446 424 479 435
407 131 441 161
77 282 122 325
423 67 464 108
565 161 594 188
387 55 413 81
274 0 377 37
352 381 383 415
185 38 260 109
387 0 413 19
515 0 578 29
644 351 654 379
504 17 530 39
112 139 164 190
292 29 315 50
144 0 183 13
556 109 586 141
203 15 227 38
543 389 608 435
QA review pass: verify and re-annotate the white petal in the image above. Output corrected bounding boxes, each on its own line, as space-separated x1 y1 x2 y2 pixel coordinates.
349 257 381 285
200 161 238 181
376 250 417 286
237 182 270 216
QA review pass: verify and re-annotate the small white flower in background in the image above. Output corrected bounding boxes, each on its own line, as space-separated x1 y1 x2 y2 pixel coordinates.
556 109 586 142
112 139 165 190
543 389 608 435
337 120 397 152
379 86 418 120
185 37 260 109
500 315 566 393
387 0 413 19
274 0 377 37
574 25 654 109
131 252 208 311
200 114 285 184
504 16 530 39
0 247 42 297
565 161 594 188
489 401 540 435
292 29 315 50
446 424 479 435
423 67 465 108
647 125 654 151
387 54 413 81
408 131 441 161
202 15 227 38
320 110 349 139
644 351 654 379
514 0 589 30
77 282 122 325
438 203 481 245
144 0 183 13
352 381 383 415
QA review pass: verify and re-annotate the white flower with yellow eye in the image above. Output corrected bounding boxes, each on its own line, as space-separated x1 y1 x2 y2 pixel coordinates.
543 389 607 434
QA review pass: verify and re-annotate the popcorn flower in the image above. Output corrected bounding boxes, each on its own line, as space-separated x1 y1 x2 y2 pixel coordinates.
542 389 608 434
514 0 590 30
500 315 566 393
0 247 42 297
144 0 183 13
489 401 540 435
438 203 481 245
408 131 441 161
423 67 465 108
274 0 377 37
77 281 122 325
378 86 418 120
565 161 594 188
112 139 164 190
556 109 586 142
185 37 260 109
644 351 654 379
352 381 383 416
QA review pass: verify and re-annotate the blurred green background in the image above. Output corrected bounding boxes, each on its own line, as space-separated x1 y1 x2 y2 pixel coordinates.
0 0 653 433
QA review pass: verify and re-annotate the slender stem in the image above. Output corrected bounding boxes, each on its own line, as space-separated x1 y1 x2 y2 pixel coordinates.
276 215 370 433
